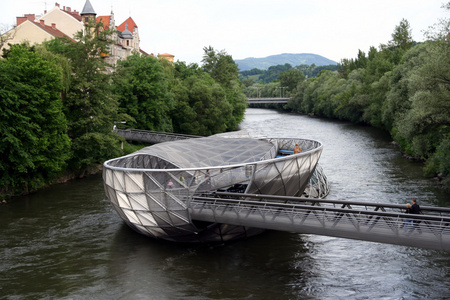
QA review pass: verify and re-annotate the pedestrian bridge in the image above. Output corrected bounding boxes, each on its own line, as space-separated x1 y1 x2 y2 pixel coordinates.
115 129 199 144
190 192 450 252
108 128 450 251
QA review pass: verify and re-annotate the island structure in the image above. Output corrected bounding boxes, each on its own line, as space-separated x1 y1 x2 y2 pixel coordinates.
103 131 329 242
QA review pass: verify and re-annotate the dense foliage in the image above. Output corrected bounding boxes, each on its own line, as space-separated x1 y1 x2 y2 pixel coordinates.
0 44 71 195
45 21 124 172
240 63 338 84
169 49 246 135
284 17 450 189
243 14 450 190
113 53 174 131
1 32 245 197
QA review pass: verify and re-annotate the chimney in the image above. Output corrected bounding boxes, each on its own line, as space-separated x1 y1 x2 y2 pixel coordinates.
55 3 60 8
24 14 35 21
16 16 27 26
44 10 47 14
51 23 56 29
63 6 65 11
40 20 45 25
67 7 71 12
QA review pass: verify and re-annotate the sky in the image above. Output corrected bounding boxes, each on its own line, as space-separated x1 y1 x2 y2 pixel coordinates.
1 0 448 64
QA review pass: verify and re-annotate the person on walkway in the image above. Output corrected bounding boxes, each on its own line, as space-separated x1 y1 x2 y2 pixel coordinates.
167 179 174 189
294 143 302 154
410 198 422 233
411 198 421 214
404 203 413 232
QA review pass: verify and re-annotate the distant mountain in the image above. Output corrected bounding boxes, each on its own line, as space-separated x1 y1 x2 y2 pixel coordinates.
235 53 337 71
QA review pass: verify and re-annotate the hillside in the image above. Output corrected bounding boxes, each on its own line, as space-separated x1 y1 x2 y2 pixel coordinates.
235 53 337 71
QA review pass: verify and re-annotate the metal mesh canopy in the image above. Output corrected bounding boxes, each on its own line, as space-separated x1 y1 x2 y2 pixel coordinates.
103 132 328 242
125 137 277 169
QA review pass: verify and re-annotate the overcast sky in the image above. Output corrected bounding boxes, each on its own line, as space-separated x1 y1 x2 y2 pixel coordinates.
1 0 448 64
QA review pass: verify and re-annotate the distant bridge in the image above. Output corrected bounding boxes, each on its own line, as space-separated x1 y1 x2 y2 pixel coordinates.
247 97 289 104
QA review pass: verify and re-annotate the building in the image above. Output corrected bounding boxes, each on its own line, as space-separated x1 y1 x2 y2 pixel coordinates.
96 13 142 66
0 4 80 52
158 53 175 63
1 1 174 67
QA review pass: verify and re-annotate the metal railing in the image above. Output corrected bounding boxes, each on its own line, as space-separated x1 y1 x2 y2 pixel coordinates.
189 193 450 251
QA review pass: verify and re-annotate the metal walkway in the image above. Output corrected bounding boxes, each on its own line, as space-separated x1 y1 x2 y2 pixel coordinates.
115 129 199 144
189 192 450 251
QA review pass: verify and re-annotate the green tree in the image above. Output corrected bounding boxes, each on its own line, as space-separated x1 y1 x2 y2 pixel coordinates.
46 21 123 170
202 46 239 88
278 69 305 93
113 54 173 131
201 46 246 130
389 18 414 51
0 44 70 195
171 71 232 136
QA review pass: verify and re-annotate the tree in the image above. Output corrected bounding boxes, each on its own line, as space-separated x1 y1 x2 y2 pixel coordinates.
168 58 236 136
278 69 305 92
202 45 240 88
46 21 123 170
389 19 414 51
201 46 246 131
0 44 70 195
113 54 174 131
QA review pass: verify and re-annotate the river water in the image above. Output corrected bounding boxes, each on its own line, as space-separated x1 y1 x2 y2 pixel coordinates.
1 108 449 299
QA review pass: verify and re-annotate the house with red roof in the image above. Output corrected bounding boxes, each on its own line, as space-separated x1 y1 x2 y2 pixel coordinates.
0 11 75 52
39 3 84 39
1 1 174 67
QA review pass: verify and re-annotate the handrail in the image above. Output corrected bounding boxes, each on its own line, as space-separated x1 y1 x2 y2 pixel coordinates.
214 192 450 215
191 195 450 222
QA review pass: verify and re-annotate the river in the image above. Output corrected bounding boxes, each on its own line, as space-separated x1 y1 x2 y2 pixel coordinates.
1 108 449 299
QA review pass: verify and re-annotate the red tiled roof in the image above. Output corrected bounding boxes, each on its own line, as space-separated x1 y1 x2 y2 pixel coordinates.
96 15 111 29
61 9 82 21
31 21 75 42
117 17 137 32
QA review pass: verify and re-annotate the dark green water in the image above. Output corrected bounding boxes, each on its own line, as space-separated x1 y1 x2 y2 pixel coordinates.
1 108 449 299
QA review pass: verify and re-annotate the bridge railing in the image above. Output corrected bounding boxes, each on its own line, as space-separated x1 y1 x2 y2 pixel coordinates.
189 194 450 251
214 192 450 216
